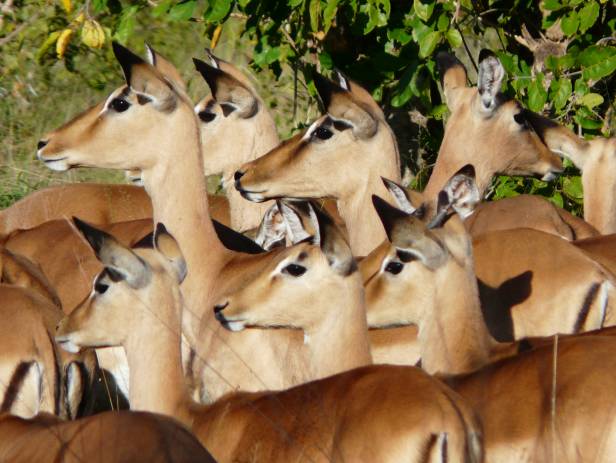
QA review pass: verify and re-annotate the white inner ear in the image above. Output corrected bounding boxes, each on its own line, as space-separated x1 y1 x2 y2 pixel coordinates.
445 176 481 219
478 56 505 112
384 180 416 214
280 203 311 244
145 45 156 66
336 70 350 91
255 204 286 250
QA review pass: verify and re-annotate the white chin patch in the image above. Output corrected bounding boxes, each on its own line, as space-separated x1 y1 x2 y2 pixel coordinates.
58 340 81 354
42 158 70 172
226 321 246 332
541 171 557 182
244 191 266 202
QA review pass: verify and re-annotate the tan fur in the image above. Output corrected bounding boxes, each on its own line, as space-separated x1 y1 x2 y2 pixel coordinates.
56 232 483 463
0 411 215 462
370 199 616 461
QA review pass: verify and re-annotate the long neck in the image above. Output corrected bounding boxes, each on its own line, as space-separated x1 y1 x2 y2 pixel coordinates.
142 105 229 343
125 289 193 427
305 273 372 378
222 109 280 231
338 177 393 256
418 258 494 375
582 139 616 234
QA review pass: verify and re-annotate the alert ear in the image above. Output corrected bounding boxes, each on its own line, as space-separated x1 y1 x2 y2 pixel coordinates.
277 200 313 245
254 203 287 251
112 42 177 112
145 43 187 92
476 50 505 114
193 57 258 118
381 177 418 215
73 216 150 288
153 223 187 284
436 51 467 111
314 73 378 139
429 164 480 228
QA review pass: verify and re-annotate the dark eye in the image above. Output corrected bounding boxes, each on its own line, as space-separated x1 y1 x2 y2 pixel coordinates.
513 113 528 128
94 274 109 294
110 98 130 113
199 111 216 123
385 261 404 275
282 263 307 277
315 126 333 140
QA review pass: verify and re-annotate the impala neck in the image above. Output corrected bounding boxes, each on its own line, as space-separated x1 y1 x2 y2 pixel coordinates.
125 288 193 427
582 138 616 234
304 272 372 378
337 177 394 256
418 256 494 375
224 176 273 232
141 104 229 343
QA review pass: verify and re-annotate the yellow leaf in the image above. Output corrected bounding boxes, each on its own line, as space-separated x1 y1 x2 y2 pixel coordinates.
60 0 72 13
211 24 223 50
56 28 73 58
74 12 85 24
81 19 105 48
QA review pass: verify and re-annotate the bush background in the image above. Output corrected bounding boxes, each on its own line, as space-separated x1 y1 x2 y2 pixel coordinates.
1 0 615 214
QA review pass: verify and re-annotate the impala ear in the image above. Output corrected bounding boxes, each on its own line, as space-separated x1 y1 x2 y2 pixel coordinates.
372 196 446 270
73 216 150 288
436 52 467 111
154 223 187 284
429 164 480 228
476 50 505 114
253 203 287 251
112 42 177 112
145 43 187 92
277 200 313 245
193 57 258 118
381 177 417 215
308 202 356 276
314 73 378 139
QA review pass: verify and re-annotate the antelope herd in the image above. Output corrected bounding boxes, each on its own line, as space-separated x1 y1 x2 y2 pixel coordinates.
0 38 614 461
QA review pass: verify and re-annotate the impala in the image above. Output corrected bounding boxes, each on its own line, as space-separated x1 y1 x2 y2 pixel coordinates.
235 70 402 255
369 190 616 461
56 219 482 463
0 410 215 462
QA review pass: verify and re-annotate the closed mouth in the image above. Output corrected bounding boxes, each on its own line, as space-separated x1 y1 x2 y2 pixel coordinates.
214 311 246 332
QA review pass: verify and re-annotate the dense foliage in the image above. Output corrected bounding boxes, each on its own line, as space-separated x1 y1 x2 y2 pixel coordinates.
2 0 615 213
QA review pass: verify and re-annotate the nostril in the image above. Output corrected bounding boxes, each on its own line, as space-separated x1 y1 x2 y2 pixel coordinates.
214 302 229 314
234 170 245 182
37 140 49 150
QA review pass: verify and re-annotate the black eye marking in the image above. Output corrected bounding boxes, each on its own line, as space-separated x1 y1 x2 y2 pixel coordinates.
106 267 125 283
198 111 217 123
385 261 404 275
136 94 151 105
110 98 130 113
94 274 109 294
333 120 352 131
282 263 307 277
513 112 528 128
314 126 334 140
396 250 416 263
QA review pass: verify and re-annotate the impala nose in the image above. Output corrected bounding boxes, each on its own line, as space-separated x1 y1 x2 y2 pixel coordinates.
234 170 245 182
37 140 49 151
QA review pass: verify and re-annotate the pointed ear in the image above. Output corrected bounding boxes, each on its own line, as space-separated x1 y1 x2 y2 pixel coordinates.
436 52 467 111
429 164 480 228
112 42 177 112
476 50 505 114
314 73 378 139
277 200 313 245
154 223 187 284
145 43 187 92
381 177 417 214
308 202 356 276
372 194 411 241
73 217 150 288
254 203 287 251
193 57 258 118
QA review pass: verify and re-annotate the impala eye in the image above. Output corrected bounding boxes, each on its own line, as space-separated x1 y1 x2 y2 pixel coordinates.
513 112 528 128
384 261 404 275
110 98 130 113
199 111 216 123
94 274 109 294
315 126 333 140
282 263 307 277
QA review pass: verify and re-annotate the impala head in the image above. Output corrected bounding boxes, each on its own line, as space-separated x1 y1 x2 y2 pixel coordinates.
234 71 399 202
193 50 278 177
55 219 186 353
365 165 478 328
213 201 359 333
431 51 563 195
37 43 197 173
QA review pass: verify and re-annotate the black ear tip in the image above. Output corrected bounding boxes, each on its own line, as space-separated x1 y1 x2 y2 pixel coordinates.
192 57 205 68
478 49 496 64
372 194 388 211
457 164 476 179
72 216 91 233
313 73 340 103
155 222 169 236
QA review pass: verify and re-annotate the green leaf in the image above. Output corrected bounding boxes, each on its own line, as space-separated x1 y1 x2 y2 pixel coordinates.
288 0 303 6
548 191 564 208
168 1 196 21
579 0 600 33
91 0 108 13
582 54 616 81
323 0 339 32
152 0 172 17
527 76 547 112
204 0 232 22
579 92 604 109
543 0 563 10
577 46 616 67
114 5 138 43
319 51 333 69
419 31 441 58
364 0 390 33
309 0 320 32
561 10 579 36
563 176 583 199
574 78 589 95
413 0 434 22
437 13 449 32
388 28 412 45
550 78 572 111
446 28 462 48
